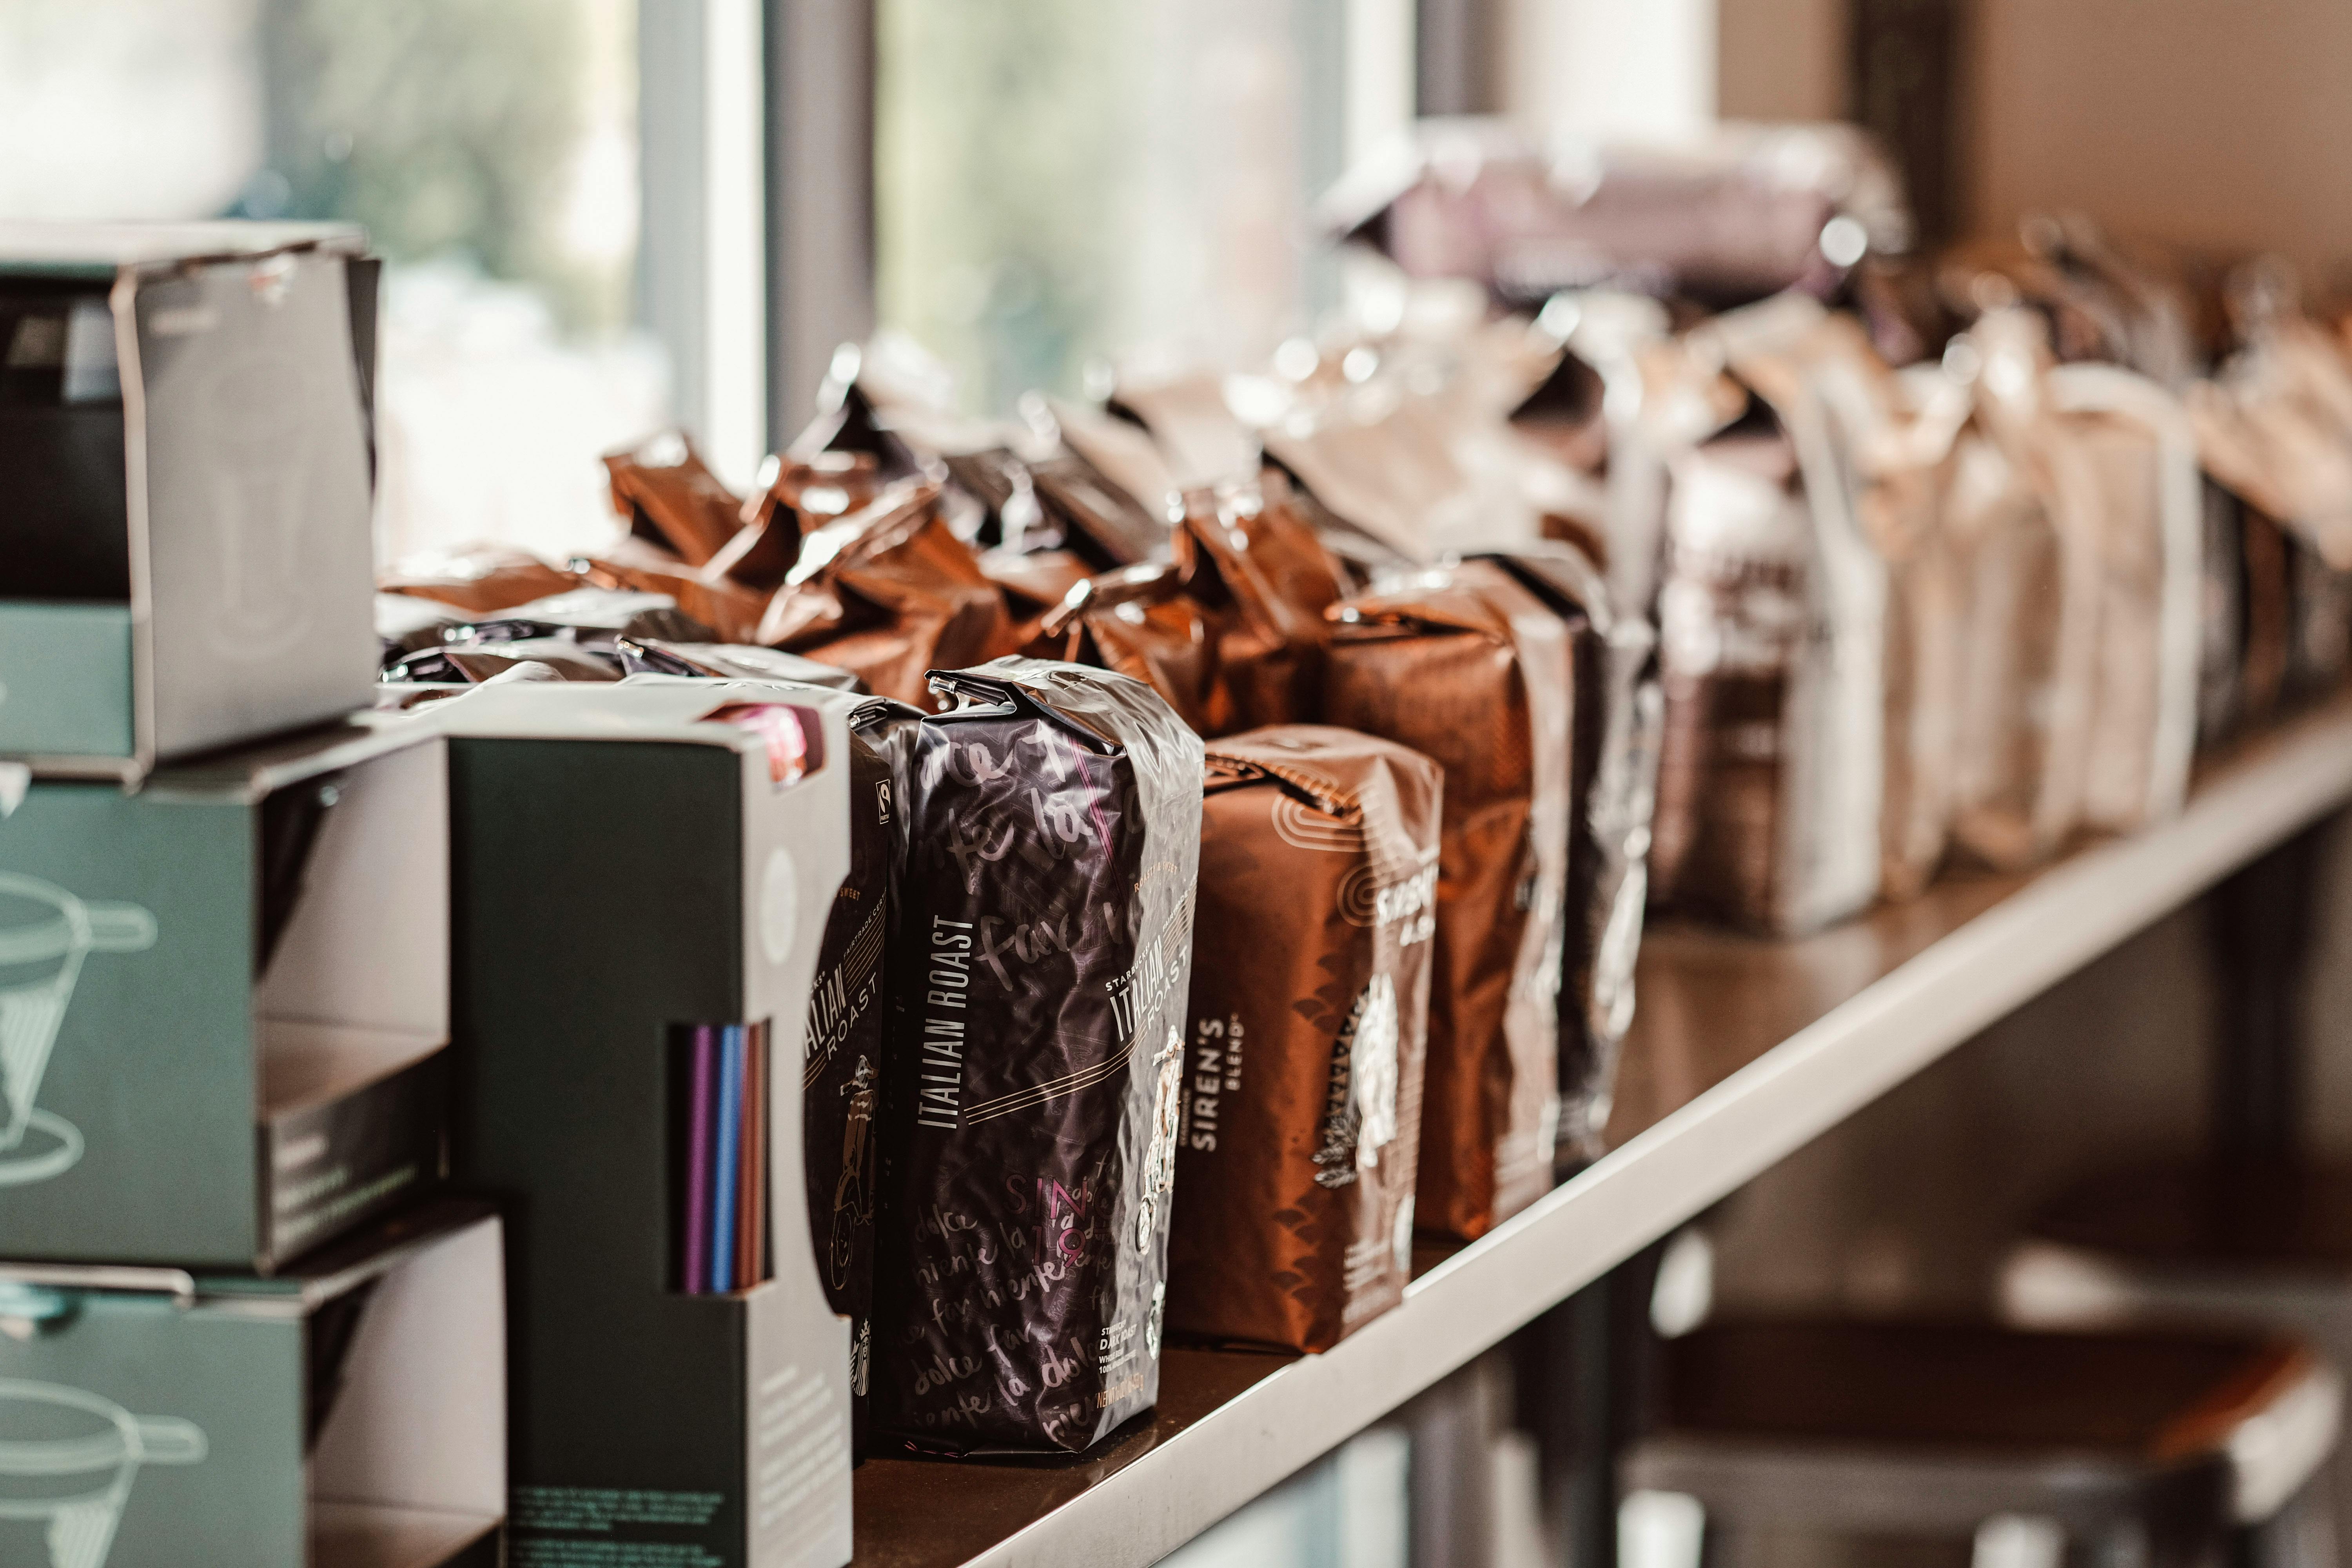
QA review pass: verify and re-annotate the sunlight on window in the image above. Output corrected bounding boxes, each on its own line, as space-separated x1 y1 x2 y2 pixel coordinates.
0 0 656 564
874 0 1318 416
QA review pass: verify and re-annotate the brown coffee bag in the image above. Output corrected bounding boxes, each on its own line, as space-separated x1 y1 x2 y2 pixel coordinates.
714 449 887 591
1172 476 1349 732
578 535 774 645
1167 726 1441 1353
758 479 1019 708
1323 561 1570 1239
1024 563 1218 735
379 544 584 615
603 430 747 566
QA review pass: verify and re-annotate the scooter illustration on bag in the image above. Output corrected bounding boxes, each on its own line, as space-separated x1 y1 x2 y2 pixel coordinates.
0 876 159 1186
0 1378 206 1568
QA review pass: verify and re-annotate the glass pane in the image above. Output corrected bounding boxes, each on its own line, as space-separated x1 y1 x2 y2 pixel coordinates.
0 0 657 563
875 0 1341 417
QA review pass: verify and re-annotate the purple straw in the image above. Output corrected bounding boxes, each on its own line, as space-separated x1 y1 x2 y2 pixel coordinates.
684 1025 717 1292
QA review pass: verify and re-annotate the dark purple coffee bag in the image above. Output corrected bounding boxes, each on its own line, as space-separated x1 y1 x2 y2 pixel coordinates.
860 657 1204 1455
797 692 898 1448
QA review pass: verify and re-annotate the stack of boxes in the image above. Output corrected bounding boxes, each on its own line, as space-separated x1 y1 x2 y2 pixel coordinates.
0 225 503 1567
0 221 860 1568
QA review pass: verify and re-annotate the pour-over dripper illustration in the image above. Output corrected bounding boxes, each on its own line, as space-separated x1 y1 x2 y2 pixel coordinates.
0 1379 206 1568
0 875 157 1186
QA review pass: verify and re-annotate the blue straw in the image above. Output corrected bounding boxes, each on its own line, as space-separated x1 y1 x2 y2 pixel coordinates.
712 1024 744 1292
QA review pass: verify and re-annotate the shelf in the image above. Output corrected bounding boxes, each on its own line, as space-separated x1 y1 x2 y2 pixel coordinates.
851 694 2352 1568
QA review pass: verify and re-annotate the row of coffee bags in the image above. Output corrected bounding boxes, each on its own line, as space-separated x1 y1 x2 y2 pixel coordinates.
1628 245 2352 933
1336 123 2352 934
370 310 1670 1468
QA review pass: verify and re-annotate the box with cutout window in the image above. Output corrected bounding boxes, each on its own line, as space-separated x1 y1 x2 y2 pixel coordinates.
437 679 857 1568
0 714 450 1270
0 222 380 779
0 1201 504 1568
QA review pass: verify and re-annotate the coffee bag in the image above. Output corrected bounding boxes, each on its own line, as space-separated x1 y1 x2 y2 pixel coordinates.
1323 562 1570 1238
1168 726 1442 1352
759 479 1019 708
862 658 1203 1454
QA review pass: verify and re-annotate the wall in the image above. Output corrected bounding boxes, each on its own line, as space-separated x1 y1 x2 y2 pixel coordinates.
1968 0 2352 272
1494 0 1717 142
1716 0 1845 123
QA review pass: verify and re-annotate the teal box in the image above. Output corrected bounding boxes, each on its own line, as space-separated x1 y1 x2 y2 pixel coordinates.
0 223 380 780
0 1202 505 1568
0 715 450 1269
438 679 855 1568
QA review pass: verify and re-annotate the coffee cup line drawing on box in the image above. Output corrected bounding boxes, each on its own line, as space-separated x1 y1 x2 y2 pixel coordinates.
0 1377 206 1568
0 875 158 1186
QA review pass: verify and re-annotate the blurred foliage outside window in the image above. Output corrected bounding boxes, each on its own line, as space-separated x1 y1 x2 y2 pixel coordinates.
876 0 1321 417
0 0 654 563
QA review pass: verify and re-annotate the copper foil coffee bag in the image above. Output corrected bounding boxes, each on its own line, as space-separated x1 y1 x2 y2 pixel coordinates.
1024 563 1219 734
1172 476 1349 732
1028 479 1348 739
379 543 585 614
1167 726 1442 1353
603 430 748 566
1323 562 1570 1240
714 449 886 591
759 478 1019 708
579 536 773 644
1036 397 1184 566
862 659 1203 1455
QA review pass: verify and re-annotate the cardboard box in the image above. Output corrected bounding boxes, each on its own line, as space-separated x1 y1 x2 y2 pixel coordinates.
437 680 855 1568
0 1201 504 1568
0 716 450 1269
0 222 379 779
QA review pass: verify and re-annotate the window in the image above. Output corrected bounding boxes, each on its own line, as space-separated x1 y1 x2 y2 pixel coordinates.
0 0 661 564
873 0 1413 416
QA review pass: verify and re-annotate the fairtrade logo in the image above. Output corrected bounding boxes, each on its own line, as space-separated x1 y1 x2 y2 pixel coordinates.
0 877 157 1186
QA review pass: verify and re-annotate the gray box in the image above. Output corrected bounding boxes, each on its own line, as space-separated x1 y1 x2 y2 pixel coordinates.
0 1202 505 1568
0 222 379 779
0 715 450 1269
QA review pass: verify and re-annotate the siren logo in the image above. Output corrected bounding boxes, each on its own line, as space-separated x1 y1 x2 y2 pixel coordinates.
0 876 158 1186
0 1379 206 1568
